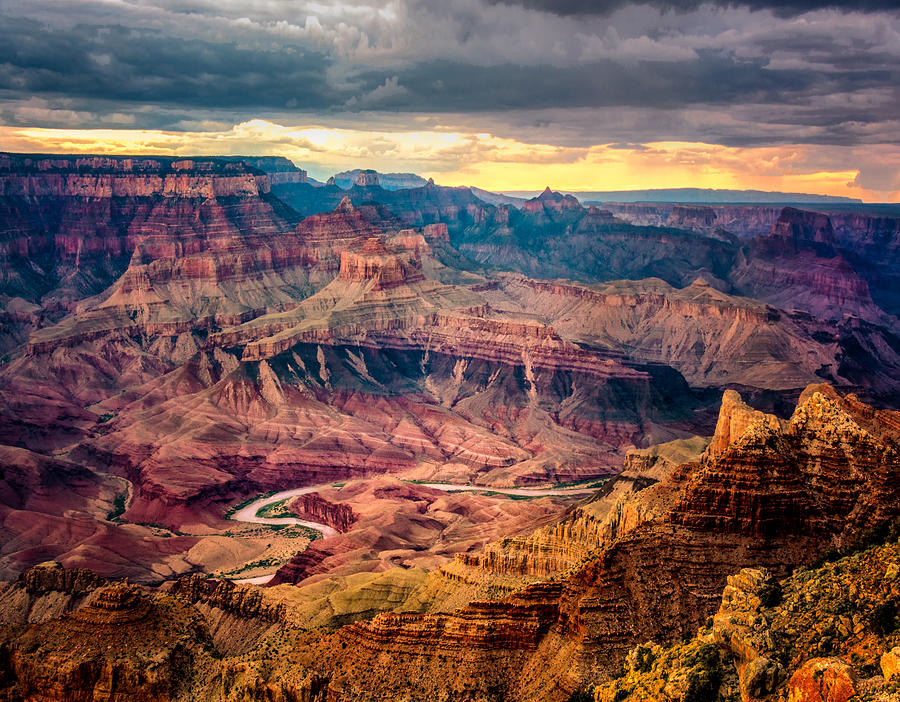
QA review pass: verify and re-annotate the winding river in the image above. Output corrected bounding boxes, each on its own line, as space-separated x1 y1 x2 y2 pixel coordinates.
228 481 599 585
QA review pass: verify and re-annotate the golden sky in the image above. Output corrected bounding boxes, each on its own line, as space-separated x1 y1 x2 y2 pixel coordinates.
2 120 897 202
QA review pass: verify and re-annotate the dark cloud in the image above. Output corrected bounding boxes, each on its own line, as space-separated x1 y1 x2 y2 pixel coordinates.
487 0 900 17
0 17 339 111
356 50 900 125
0 0 898 150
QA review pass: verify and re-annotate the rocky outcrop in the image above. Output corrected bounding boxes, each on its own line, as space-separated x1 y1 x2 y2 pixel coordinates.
0 562 107 625
295 197 388 241
169 575 286 655
769 207 836 249
308 387 900 701
337 240 426 289
521 187 583 217
354 170 380 187
667 204 719 231
881 647 900 682
595 533 900 702
605 202 785 239
18 561 106 598
171 574 285 622
333 170 428 190
218 664 329 702
0 154 271 198
705 389 785 459
342 582 561 651
288 493 357 533
0 570 216 702
422 221 450 244
787 658 860 702
70 582 151 627
731 207 889 324
713 568 786 700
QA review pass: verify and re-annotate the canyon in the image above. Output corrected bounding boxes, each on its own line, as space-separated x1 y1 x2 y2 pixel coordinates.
1 385 898 701
0 154 899 701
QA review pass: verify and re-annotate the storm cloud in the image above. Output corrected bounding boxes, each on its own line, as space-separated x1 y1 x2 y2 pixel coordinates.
486 0 900 17
0 0 899 150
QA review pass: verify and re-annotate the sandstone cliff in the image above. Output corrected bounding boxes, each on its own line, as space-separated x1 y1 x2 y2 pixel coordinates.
0 386 898 702
304 386 900 701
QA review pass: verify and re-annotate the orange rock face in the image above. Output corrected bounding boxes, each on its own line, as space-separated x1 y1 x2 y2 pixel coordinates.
787 658 860 702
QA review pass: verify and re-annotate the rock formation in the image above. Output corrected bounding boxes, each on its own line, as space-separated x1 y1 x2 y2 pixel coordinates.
596 530 900 701
0 385 897 702
287 493 357 533
295 386 900 701
354 170 380 187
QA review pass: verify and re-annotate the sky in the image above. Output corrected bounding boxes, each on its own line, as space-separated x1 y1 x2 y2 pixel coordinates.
1 0 899 200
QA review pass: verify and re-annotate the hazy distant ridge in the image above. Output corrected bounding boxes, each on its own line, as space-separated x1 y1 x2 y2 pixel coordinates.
502 187 863 204
332 169 428 190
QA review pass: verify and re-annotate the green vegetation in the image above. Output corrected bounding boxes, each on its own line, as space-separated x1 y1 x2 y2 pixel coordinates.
98 412 116 423
106 491 127 522
220 556 284 578
814 516 900 567
268 524 321 540
682 643 724 702
594 529 900 702
632 645 656 674
256 498 295 519
403 478 608 493
465 489 544 500
134 521 185 536
551 477 611 489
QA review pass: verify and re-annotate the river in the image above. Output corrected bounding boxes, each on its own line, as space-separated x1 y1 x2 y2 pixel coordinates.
228 480 599 584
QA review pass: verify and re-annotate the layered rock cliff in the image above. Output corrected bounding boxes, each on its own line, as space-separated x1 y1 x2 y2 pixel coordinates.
595 535 900 702
305 386 900 701
287 493 357 533
481 274 900 392
0 578 217 702
0 385 897 702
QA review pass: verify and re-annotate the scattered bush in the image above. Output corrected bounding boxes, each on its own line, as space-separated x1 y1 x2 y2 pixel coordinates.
683 643 723 702
868 598 899 636
106 492 127 521
632 645 656 674
829 598 855 616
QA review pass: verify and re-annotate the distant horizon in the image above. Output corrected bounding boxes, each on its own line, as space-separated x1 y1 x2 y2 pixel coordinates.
2 2 899 202
1 147 895 205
